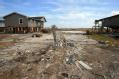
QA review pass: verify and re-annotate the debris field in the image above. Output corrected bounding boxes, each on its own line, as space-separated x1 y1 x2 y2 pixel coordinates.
0 31 119 79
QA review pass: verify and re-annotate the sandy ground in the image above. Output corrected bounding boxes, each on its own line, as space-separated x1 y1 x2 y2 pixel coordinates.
0 33 53 59
0 31 119 79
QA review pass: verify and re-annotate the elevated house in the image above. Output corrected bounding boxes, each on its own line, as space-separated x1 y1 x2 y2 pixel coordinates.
93 14 119 33
2 12 46 33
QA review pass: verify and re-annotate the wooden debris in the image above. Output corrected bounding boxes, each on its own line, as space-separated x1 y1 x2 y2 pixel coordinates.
78 61 92 70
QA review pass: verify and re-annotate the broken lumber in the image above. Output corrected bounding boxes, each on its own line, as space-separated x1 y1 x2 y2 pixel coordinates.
78 61 92 70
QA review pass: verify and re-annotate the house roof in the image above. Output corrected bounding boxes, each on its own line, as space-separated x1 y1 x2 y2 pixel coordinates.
97 14 119 21
29 16 47 22
3 12 27 19
3 12 47 22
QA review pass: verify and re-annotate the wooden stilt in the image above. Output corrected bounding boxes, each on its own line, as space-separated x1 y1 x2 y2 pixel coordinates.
17 27 19 33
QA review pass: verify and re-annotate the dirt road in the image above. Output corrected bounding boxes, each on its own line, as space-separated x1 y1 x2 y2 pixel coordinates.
0 31 119 79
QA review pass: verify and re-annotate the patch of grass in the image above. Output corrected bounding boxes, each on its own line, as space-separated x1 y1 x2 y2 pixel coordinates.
89 34 113 41
0 43 15 50
0 32 5 34
0 42 15 49
0 45 7 49
89 34 119 46
0 38 19 43
0 34 11 41
13 38 19 43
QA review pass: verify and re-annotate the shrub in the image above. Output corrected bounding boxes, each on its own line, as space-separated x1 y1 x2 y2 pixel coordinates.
86 30 92 35
41 28 51 33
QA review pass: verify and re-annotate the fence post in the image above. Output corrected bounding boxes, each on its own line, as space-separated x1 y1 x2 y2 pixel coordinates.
52 25 57 49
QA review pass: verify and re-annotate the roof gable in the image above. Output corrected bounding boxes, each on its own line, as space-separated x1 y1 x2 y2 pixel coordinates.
3 12 27 19
29 16 47 22
3 12 47 22
97 14 119 21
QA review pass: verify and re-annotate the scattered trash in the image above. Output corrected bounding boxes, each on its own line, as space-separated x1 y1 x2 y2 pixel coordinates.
0 31 118 79
67 42 75 47
0 59 7 67
26 64 32 71
61 73 68 78
32 33 42 37
70 75 80 79
98 41 106 44
66 54 76 64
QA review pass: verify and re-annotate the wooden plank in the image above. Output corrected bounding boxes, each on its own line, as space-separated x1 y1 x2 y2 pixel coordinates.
78 61 92 70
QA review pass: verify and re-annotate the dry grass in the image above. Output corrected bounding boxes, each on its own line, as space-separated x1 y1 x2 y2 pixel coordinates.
0 34 11 40
0 34 20 49
41 28 51 33
0 42 15 49
89 34 119 46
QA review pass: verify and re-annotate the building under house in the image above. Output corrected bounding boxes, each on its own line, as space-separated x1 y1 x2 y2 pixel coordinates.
93 14 119 33
1 12 46 33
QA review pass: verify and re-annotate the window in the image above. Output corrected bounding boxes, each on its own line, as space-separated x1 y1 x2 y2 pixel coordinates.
19 18 23 24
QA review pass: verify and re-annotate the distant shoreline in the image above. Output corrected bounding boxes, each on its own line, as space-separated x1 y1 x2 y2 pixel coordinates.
57 28 91 31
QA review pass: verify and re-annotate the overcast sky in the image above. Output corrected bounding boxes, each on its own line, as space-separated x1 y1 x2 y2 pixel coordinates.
0 0 119 28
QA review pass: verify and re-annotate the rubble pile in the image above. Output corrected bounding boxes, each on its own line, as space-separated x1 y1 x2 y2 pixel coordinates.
0 44 52 79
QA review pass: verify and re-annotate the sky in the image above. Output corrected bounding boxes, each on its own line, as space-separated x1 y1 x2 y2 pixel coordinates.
0 0 119 28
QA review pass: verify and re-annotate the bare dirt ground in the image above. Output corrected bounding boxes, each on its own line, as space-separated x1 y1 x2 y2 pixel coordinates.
0 31 119 79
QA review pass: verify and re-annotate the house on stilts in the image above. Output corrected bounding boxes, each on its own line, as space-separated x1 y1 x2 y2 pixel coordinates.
93 14 119 33
0 12 46 33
